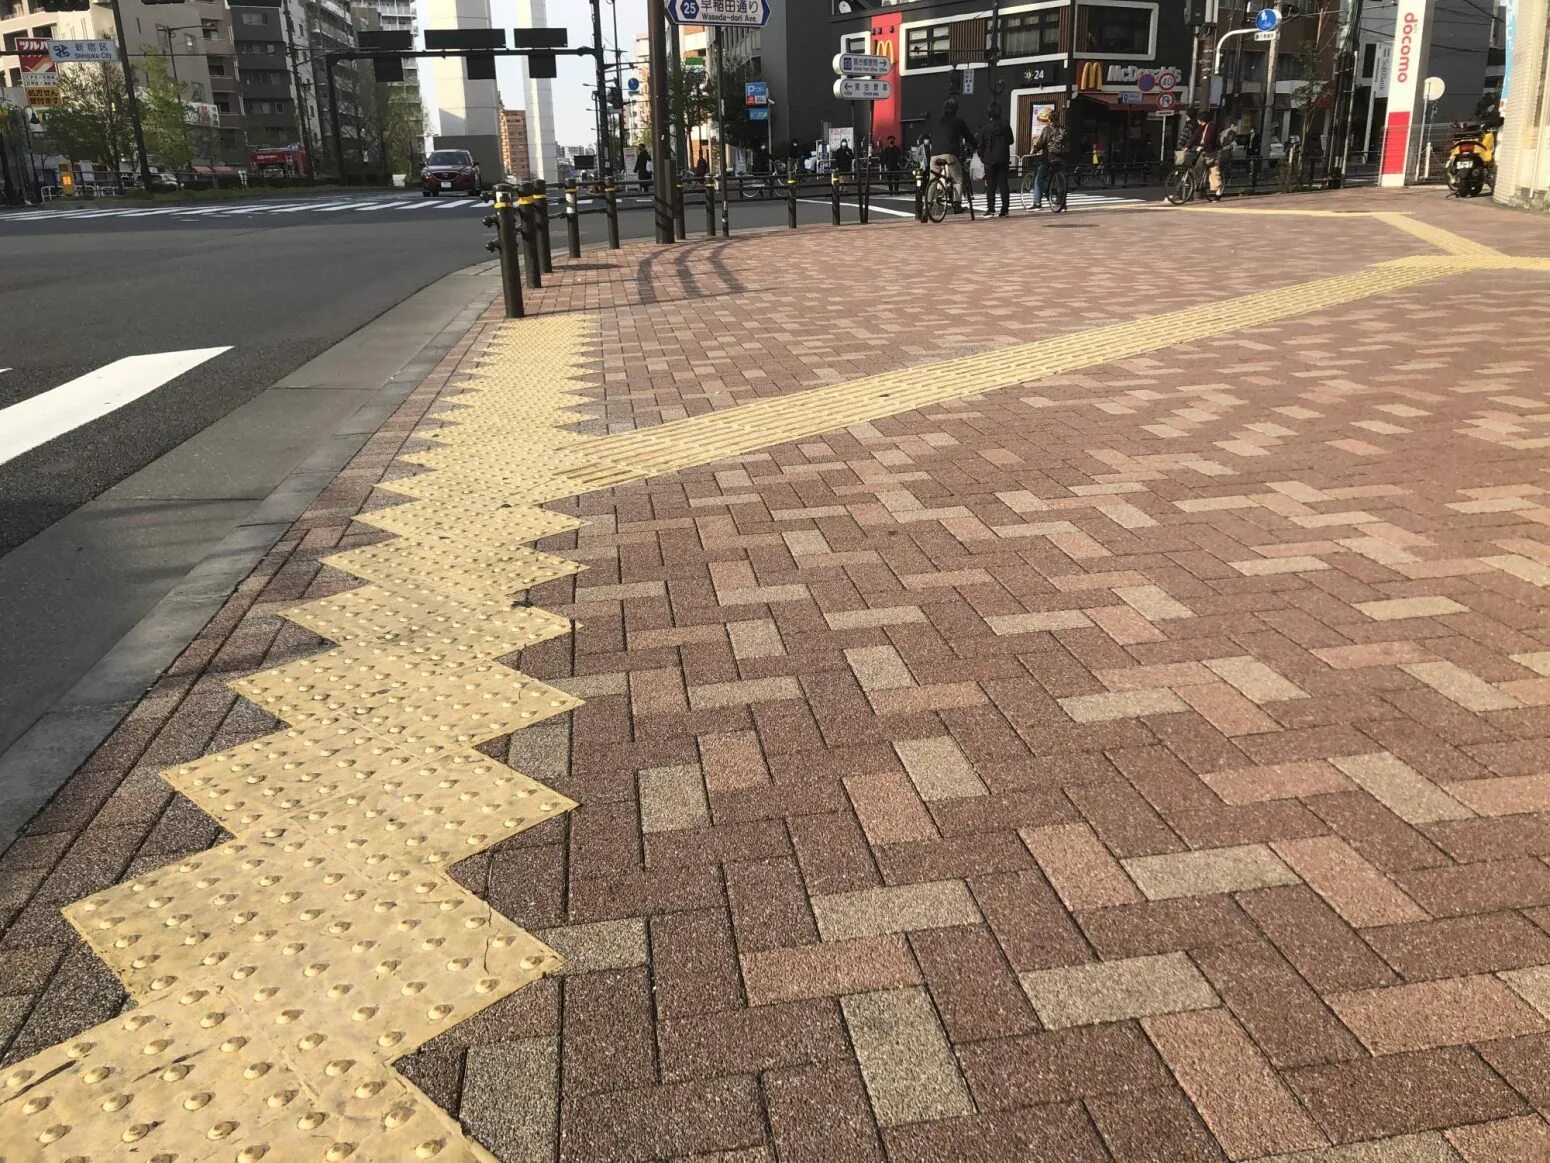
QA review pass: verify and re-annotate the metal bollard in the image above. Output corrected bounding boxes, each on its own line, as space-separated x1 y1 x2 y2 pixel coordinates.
564 179 582 259
674 177 687 240
705 175 717 238
831 171 841 226
787 174 797 229
483 184 524 318
914 168 925 222
604 180 621 249
534 178 553 274
518 181 542 289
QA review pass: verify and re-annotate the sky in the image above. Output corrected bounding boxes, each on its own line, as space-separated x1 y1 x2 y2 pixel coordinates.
419 0 648 150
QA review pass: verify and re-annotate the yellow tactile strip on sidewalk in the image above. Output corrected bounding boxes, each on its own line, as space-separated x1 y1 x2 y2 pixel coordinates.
0 316 598 1163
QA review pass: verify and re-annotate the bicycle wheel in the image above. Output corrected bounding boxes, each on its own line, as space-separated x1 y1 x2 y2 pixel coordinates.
1163 167 1189 205
1019 168 1038 208
924 179 948 223
1050 169 1069 212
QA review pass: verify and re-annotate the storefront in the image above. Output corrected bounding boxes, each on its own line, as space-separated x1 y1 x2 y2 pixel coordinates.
828 0 1193 162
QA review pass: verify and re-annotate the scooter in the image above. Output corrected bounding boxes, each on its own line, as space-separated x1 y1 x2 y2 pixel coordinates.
1445 122 1497 199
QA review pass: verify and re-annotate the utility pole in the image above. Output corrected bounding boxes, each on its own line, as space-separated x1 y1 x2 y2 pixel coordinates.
668 20 688 177
591 0 610 178
108 0 155 193
1325 0 1363 184
282 0 318 180
647 0 673 242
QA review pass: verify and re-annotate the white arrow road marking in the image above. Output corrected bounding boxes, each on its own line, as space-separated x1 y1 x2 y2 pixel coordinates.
795 198 916 218
0 347 232 467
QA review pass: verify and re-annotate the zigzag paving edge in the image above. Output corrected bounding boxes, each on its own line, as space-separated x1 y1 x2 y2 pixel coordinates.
4 211 1549 1161
0 315 599 1162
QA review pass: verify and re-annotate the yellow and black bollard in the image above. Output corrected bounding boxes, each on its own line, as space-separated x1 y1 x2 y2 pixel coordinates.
482 183 523 318
564 179 582 259
831 170 841 226
517 181 542 289
604 179 621 249
534 178 553 274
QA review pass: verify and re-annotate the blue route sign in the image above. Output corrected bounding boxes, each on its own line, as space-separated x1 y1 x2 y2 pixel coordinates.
627 76 640 93
1254 7 1281 32
667 0 771 28
749 107 769 121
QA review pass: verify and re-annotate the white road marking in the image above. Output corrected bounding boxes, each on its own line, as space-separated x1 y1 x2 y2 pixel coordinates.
0 347 232 467
795 198 917 218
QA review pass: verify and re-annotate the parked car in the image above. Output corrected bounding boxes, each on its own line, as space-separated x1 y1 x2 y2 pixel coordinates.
422 150 482 197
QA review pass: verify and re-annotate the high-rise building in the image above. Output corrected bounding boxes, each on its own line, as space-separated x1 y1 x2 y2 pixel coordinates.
498 105 529 178
374 0 416 83
232 0 312 157
425 0 500 175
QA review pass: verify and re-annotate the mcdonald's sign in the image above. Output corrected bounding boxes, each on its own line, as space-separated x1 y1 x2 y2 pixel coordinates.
1076 60 1104 91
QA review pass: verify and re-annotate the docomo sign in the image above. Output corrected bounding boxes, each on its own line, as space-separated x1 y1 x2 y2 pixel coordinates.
833 53 891 78
1395 11 1419 84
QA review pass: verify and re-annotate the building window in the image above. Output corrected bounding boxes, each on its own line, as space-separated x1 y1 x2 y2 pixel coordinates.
905 24 950 69
1001 9 1060 57
214 95 231 112
240 11 265 24
841 33 866 54
1361 42 1376 79
1080 4 1153 56
208 58 225 76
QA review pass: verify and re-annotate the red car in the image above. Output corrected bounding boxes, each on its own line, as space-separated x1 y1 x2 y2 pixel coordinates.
422 150 482 197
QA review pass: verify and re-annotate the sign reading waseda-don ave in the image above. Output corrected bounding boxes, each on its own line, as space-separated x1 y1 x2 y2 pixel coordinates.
666 0 771 27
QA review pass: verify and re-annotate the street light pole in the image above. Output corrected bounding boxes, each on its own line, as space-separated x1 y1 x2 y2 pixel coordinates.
646 0 673 242
591 0 610 180
282 0 318 180
107 0 156 193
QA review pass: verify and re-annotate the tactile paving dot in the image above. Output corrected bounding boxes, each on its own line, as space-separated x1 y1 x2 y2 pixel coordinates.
356 664 582 758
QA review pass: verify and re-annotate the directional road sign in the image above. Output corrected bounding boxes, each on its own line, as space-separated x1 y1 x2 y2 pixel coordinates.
833 77 891 101
833 53 890 78
47 39 118 63
750 107 769 121
667 0 771 28
1254 29 1276 40
1254 7 1280 31
745 80 768 105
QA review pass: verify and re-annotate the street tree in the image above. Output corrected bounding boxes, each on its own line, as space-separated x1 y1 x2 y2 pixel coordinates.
666 61 713 165
42 62 135 174
137 51 195 172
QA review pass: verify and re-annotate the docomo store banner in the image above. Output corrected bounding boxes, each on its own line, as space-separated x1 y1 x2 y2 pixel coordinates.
1380 0 1435 186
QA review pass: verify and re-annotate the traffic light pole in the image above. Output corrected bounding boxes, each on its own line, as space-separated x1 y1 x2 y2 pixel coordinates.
108 0 155 194
591 0 610 180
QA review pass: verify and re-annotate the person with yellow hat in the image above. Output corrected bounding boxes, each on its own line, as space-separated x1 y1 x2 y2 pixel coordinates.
1027 107 1068 212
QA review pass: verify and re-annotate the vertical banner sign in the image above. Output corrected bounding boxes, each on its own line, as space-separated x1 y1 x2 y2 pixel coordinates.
19 39 60 109
1379 0 1435 186
869 14 902 145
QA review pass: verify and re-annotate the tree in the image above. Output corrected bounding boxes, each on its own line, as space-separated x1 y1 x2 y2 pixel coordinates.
377 85 425 173
137 51 195 171
43 62 135 174
667 61 714 162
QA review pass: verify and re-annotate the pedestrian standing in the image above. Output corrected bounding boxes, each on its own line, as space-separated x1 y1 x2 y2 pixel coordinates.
832 139 854 176
635 145 652 193
980 104 1014 217
880 136 902 193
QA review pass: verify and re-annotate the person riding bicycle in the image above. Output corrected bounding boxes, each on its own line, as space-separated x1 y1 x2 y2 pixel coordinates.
1027 108 1068 212
1188 110 1223 202
929 98 977 212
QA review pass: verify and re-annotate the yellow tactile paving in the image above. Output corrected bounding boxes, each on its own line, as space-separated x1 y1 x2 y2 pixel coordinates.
7 217 1550 1162
0 315 596 1163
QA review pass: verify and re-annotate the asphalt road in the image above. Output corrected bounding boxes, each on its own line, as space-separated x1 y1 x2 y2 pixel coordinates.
0 189 861 554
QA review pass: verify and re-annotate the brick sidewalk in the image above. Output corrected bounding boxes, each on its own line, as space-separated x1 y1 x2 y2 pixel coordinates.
5 189 1550 1162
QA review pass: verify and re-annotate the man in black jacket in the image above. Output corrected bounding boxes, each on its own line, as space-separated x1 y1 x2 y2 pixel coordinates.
980 104 1014 217
880 135 903 193
929 98 976 211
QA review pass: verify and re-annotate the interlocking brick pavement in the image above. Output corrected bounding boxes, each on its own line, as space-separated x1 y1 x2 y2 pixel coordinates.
6 187 1550 1161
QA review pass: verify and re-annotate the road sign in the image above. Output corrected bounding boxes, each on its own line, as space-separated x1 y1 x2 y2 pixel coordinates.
667 0 771 27
627 76 640 93
1254 30 1276 40
47 39 118 63
745 80 768 105
1119 90 1143 104
1158 91 1176 109
963 68 975 95
832 53 890 77
750 107 769 121
1254 7 1280 31
832 77 891 101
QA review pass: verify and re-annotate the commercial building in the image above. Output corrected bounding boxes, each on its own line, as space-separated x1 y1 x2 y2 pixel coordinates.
1497 0 1550 209
231 0 313 158
1 0 247 167
497 104 529 178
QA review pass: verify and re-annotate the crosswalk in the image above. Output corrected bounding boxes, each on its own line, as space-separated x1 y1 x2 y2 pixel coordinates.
0 196 494 224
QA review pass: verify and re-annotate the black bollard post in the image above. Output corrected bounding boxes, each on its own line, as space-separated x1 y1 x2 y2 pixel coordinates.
787 171 797 228
534 178 554 274
674 175 687 240
831 171 841 226
705 174 716 238
564 179 582 259
483 184 524 318
604 179 621 249
518 181 542 289
914 168 925 222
